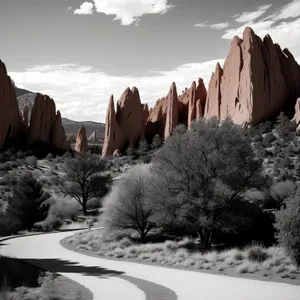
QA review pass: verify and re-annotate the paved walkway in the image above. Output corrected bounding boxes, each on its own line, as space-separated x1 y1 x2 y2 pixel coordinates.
1 231 300 300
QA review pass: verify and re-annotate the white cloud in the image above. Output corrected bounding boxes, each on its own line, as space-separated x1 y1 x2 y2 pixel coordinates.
9 60 223 122
222 1 300 60
93 0 174 25
274 0 300 20
194 21 229 30
234 4 272 23
222 20 274 39
74 2 94 15
67 6 73 11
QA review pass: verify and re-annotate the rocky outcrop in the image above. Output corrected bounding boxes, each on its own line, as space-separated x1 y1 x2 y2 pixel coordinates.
0 60 22 149
188 82 197 129
205 63 223 119
75 125 88 153
52 111 68 150
22 105 29 129
102 95 126 157
28 93 56 144
27 93 68 150
292 98 300 124
116 87 143 146
206 27 300 124
164 82 178 139
196 100 203 121
102 27 300 156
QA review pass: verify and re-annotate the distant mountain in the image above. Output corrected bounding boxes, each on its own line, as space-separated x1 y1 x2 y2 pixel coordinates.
15 86 33 98
62 118 105 140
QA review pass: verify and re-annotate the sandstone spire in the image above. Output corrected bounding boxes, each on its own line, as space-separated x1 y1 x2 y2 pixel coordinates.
205 27 300 125
164 82 178 139
75 125 88 153
52 110 68 150
27 93 56 144
102 95 126 157
205 63 223 119
22 105 29 130
188 81 197 129
116 87 143 146
196 100 203 121
0 60 22 149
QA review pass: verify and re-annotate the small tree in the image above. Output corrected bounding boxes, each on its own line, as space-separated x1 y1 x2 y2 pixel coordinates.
60 153 111 215
275 188 300 270
151 117 266 250
102 164 157 242
6 172 50 231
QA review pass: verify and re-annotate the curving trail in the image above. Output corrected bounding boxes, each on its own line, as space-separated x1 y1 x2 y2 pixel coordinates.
1 231 300 300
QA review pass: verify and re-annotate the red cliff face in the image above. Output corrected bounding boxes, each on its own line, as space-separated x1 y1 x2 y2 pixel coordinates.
206 27 300 125
0 60 22 149
102 27 300 156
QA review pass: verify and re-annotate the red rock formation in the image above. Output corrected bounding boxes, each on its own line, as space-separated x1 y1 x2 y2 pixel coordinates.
27 93 68 149
205 63 223 119
164 82 178 139
188 82 197 129
142 103 149 128
75 125 88 153
52 110 68 150
196 100 203 121
292 98 300 124
0 60 22 149
116 87 143 146
206 27 300 124
28 93 56 144
102 95 126 157
22 105 29 129
196 78 207 110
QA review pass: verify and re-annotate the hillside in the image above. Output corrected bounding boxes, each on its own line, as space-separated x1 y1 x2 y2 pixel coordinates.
15 86 33 98
62 118 105 140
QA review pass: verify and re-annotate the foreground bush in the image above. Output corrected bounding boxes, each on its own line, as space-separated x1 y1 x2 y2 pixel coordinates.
275 188 300 270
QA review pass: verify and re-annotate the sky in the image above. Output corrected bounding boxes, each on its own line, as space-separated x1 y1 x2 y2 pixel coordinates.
1 0 300 122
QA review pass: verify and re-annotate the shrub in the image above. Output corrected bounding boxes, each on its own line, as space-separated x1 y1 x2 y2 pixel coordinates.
275 188 300 270
248 246 269 263
25 156 37 167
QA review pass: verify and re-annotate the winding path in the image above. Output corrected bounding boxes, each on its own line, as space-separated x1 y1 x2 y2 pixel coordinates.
1 231 300 300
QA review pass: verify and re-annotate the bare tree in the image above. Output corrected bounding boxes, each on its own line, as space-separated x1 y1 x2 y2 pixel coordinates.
151 117 266 250
59 153 111 215
102 164 157 242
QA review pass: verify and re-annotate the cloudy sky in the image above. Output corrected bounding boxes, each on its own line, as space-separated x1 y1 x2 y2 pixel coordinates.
1 0 300 122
